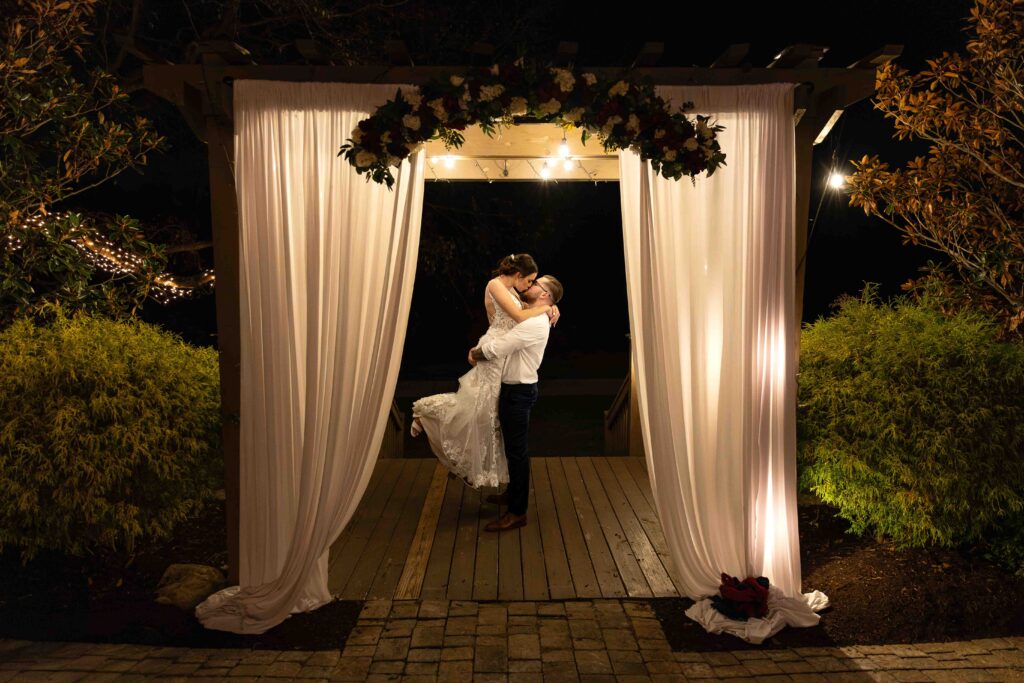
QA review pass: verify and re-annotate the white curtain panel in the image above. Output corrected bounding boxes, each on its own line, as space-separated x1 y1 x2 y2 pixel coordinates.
619 84 825 641
196 81 425 634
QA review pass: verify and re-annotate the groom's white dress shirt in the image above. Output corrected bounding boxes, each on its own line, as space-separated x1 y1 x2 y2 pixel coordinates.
481 314 550 384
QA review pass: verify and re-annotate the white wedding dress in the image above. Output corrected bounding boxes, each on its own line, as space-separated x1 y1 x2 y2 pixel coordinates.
411 288 520 489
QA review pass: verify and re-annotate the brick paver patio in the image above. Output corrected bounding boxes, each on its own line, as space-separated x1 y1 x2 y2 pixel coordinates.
2 599 1022 681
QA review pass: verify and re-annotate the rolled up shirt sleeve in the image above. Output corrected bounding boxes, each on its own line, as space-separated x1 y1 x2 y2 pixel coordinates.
481 316 546 360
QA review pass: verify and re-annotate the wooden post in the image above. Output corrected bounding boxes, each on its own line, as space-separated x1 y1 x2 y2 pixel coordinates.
206 118 242 585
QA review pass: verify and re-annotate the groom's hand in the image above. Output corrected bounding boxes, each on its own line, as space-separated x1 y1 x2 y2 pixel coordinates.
468 348 478 366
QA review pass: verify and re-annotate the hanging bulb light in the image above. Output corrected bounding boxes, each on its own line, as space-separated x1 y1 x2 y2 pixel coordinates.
540 160 552 180
828 171 845 189
558 135 570 159
563 158 574 172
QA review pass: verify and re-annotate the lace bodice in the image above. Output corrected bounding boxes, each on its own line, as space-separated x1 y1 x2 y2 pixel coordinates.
486 288 522 333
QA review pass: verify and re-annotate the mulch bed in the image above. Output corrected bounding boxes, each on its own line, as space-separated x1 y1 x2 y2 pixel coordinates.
653 501 1024 651
0 501 360 650
2 495 1022 651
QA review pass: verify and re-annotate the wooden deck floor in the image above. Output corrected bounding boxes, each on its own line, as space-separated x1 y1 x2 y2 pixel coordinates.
327 457 684 601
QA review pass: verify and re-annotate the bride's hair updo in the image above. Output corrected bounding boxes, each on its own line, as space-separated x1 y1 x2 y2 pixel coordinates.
492 253 538 278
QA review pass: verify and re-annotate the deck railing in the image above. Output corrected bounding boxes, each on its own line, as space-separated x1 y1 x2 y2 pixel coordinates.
603 375 631 456
378 400 405 459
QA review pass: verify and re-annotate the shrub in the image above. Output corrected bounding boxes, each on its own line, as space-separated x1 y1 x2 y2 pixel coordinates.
0 311 221 560
798 288 1024 549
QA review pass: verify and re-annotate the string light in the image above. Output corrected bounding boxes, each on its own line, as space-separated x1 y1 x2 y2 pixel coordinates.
558 135 570 159
828 171 845 189
540 160 552 180
5 212 215 304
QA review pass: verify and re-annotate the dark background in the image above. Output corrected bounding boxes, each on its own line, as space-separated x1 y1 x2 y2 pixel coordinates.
82 0 974 451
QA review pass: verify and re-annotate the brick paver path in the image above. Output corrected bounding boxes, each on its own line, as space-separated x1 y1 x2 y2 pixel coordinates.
2 599 1022 681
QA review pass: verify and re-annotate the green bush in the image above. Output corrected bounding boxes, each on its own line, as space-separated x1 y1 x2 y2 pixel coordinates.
0 311 221 560
798 288 1024 551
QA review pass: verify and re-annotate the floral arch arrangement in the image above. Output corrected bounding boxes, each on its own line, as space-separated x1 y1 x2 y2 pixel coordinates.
339 59 726 188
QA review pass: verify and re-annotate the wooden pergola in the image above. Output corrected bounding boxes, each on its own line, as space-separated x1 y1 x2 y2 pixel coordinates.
143 41 901 584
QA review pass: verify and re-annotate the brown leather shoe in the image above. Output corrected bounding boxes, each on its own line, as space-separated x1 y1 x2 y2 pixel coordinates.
485 491 509 505
485 512 526 532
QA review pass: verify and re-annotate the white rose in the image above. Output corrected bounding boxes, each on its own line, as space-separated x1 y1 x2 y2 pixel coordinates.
684 137 699 151
355 150 378 168
663 148 677 162
405 90 422 108
428 98 448 123
350 126 364 143
380 131 392 144
387 155 403 168
582 73 597 86
550 67 576 93
406 142 424 155
509 97 529 117
403 115 421 131
600 115 623 138
450 75 465 87
562 107 585 123
626 114 640 134
479 84 505 102
538 98 562 116
608 80 629 97
704 146 715 159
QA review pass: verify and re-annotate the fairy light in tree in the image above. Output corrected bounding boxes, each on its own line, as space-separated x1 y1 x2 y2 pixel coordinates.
6 212 216 303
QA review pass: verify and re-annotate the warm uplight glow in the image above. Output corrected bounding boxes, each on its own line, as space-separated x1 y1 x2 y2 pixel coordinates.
563 159 574 172
828 172 845 189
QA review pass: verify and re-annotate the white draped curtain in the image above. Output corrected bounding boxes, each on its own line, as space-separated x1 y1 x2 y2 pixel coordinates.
196 81 424 634
619 84 823 641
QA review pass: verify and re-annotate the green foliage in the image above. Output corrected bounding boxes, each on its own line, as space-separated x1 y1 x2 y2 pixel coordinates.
0 212 166 327
0 310 222 560
1 0 163 222
798 287 1024 551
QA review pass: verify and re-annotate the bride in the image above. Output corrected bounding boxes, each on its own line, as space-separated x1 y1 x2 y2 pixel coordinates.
410 253 559 489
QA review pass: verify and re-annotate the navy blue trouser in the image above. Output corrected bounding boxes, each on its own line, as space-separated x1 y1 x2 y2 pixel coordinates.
499 382 538 516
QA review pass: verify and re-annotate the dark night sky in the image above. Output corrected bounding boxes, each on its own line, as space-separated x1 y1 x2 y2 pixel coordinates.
118 0 975 380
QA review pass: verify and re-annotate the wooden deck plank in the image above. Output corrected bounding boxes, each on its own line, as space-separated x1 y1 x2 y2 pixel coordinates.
626 456 657 508
447 484 480 600
340 459 423 599
609 457 686 596
473 488 501 601
547 458 601 598
497 512 524 601
531 459 575 599
367 459 437 599
575 457 653 598
592 457 678 597
394 463 450 599
420 471 465 601
560 458 627 598
329 457 388 557
519 467 549 600
328 459 404 596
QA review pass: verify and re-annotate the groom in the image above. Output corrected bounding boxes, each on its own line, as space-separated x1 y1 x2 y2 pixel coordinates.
469 275 564 531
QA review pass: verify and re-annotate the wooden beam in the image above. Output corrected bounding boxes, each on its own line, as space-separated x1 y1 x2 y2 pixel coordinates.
468 41 496 64
386 39 412 66
768 44 827 69
555 41 579 66
848 44 903 69
205 118 242 585
295 39 333 65
632 42 664 68
710 43 750 68
196 40 254 65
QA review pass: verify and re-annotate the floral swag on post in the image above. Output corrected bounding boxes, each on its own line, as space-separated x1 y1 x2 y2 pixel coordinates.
339 59 727 188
